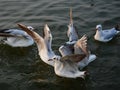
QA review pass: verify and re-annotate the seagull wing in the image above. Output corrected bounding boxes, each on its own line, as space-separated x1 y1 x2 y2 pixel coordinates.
0 33 17 37
74 35 89 56
17 24 44 48
61 54 86 63
43 24 53 52
67 8 78 42
0 29 11 33
0 29 25 38
103 29 117 39
43 24 52 40
59 44 74 57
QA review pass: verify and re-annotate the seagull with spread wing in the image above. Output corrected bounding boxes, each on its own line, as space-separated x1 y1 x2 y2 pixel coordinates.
59 8 96 69
59 8 78 56
18 23 87 78
18 24 60 66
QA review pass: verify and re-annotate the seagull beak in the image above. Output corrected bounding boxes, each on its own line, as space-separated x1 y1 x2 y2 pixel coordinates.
81 71 89 79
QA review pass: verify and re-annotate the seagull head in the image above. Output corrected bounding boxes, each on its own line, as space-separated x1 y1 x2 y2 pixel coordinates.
96 24 102 31
27 26 34 30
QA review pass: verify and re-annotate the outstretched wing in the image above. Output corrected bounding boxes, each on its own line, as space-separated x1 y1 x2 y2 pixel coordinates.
67 8 78 42
0 29 26 38
61 54 86 63
74 35 89 56
17 24 44 49
43 24 52 40
43 24 53 52
59 44 74 57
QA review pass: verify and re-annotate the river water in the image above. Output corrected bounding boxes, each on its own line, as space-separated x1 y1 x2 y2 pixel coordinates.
0 0 120 90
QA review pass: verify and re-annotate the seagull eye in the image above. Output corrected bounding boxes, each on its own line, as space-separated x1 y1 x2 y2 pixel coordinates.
27 26 34 30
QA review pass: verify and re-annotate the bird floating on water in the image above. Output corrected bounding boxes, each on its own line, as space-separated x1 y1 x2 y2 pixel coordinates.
18 23 87 79
94 24 120 42
0 26 34 47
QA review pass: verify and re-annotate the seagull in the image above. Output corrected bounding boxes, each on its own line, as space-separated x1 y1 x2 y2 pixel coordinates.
74 35 96 70
94 24 120 42
60 35 96 70
59 8 96 69
59 8 78 56
50 35 89 78
0 26 34 47
49 54 87 79
18 23 87 79
18 24 60 67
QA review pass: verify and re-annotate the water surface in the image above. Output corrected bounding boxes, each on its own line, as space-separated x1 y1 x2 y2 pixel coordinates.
0 0 120 90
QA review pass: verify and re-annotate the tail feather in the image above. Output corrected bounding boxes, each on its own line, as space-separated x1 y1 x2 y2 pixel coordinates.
0 29 10 33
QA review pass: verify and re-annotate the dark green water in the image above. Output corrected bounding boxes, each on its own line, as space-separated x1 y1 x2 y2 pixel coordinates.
0 0 120 90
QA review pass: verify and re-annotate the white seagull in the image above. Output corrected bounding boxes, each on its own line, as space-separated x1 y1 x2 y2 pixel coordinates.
49 54 87 79
18 24 60 67
94 24 120 42
59 9 96 69
18 23 87 79
51 35 89 78
59 8 78 56
0 26 34 47
60 35 96 70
